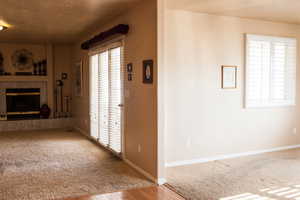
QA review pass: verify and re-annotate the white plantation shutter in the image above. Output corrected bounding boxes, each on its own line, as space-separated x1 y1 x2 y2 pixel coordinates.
246 34 297 108
89 41 123 154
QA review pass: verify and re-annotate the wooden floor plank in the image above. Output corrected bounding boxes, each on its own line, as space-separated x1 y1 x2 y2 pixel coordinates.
60 186 185 200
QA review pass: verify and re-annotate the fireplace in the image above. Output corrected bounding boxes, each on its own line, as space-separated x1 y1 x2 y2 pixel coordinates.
6 88 41 120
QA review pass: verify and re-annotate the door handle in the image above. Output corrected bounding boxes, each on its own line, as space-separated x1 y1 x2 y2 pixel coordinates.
118 104 124 107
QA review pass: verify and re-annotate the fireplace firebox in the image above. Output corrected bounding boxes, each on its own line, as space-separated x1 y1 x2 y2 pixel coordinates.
6 88 41 120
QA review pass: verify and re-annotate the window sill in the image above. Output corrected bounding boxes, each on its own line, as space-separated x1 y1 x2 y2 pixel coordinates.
245 103 296 109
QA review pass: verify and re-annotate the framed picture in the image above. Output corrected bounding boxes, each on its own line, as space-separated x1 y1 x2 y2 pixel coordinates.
127 63 133 73
75 61 83 96
143 60 153 84
61 72 68 80
128 73 132 81
222 66 237 89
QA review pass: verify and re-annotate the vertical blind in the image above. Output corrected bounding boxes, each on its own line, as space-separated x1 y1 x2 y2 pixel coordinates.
90 54 99 140
90 42 123 154
245 34 297 108
108 47 122 153
99 51 109 146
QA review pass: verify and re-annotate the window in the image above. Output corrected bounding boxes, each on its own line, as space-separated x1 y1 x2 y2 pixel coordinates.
245 34 297 108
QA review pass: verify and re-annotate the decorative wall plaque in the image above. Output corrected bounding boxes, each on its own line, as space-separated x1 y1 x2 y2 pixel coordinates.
143 60 153 84
11 49 34 71
222 66 237 89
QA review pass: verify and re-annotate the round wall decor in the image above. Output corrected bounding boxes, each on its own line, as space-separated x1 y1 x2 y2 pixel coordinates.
11 49 34 70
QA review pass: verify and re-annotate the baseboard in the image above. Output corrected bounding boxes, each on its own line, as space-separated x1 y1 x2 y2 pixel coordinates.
74 127 102 145
157 178 167 185
73 127 90 137
124 158 165 185
73 127 115 153
74 127 166 184
166 144 300 167
124 158 156 182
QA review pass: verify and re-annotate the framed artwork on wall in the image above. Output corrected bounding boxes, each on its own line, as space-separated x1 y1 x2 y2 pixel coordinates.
75 61 83 97
127 63 133 81
143 60 153 84
11 49 34 71
222 65 237 89
127 63 133 73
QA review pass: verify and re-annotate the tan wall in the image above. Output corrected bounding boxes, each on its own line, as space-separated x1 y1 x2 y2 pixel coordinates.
0 43 46 74
54 45 72 98
163 10 300 164
72 0 158 178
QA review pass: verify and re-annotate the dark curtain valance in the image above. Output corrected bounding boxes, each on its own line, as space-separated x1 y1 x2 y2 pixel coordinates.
81 24 130 50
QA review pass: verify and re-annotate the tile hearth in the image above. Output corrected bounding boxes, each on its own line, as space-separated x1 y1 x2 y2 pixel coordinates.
0 118 73 132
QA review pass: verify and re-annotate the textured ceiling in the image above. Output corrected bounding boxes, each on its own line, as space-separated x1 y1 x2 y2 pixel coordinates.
0 0 140 43
167 0 300 25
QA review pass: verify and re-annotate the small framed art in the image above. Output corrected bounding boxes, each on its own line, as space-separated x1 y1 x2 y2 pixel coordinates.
127 63 133 81
143 60 153 84
222 66 237 89
127 63 133 73
75 61 83 96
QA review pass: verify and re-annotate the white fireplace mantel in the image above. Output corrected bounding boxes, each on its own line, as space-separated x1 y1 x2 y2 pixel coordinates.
0 76 49 82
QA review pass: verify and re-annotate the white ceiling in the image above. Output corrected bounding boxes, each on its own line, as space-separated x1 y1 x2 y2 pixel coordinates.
167 0 300 25
0 0 140 43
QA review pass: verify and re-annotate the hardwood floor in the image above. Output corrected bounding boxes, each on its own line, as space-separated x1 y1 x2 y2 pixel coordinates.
61 186 185 200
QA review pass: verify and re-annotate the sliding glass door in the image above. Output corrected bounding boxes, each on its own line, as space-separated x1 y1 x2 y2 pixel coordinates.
89 43 123 154
90 54 100 140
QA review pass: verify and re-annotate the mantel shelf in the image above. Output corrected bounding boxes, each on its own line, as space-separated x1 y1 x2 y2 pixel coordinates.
0 76 49 82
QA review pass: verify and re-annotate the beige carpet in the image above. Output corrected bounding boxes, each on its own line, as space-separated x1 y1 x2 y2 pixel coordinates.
0 129 153 200
167 148 300 200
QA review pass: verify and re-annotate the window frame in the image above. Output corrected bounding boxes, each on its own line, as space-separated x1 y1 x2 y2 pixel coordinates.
245 34 297 108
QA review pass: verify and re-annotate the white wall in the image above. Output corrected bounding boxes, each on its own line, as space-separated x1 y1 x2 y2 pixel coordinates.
164 10 300 164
